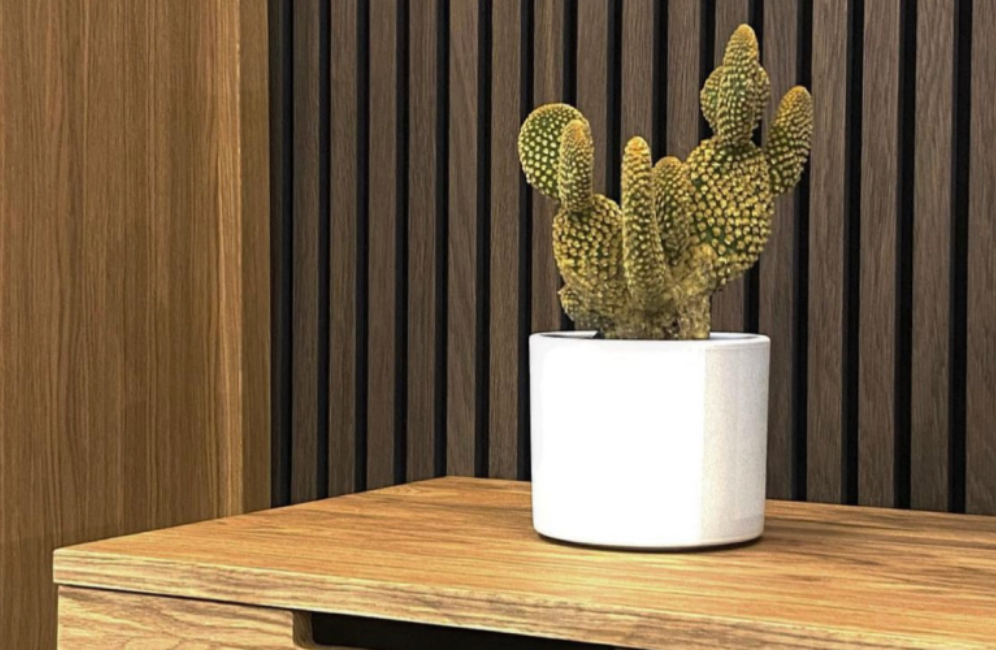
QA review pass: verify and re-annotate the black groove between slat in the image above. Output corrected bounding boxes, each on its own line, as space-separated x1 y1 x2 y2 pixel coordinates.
316 0 332 500
355 0 371 493
435 0 451 478
395 0 411 486
606 0 623 199
842 0 864 505
792 0 813 502
949 0 972 514
476 0 493 478
561 0 579 332
519 0 534 481
745 0 764 335
269 0 294 508
699 0 716 141
894 0 917 510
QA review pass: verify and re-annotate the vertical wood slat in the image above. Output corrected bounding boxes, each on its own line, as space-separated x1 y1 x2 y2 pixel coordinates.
967 0 996 516
759 0 799 501
576 2 609 195
489 1 522 479
367 1 399 490
291 1 323 503
407 0 439 482
857 0 901 508
911 1 954 512
447 0 479 477
710 1 750 334
808 0 848 504
666 0 701 160
329 0 358 497
620 0 654 146
531 0 565 334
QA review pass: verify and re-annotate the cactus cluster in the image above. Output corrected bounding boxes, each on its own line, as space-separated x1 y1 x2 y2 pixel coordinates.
518 25 813 339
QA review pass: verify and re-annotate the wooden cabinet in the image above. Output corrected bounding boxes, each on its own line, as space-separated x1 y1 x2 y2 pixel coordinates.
55 478 996 649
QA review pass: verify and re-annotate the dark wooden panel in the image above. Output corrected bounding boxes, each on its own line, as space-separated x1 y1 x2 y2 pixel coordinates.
407 0 439 482
329 0 359 497
447 0 479 476
666 0 701 159
489 0 523 480
292 0 323 503
857 0 901 508
621 0 654 145
710 0 750 334
759 0 799 501
576 1 609 194
967 0 996 516
531 0 565 334
911 1 954 513
807 0 848 504
367 0 399 490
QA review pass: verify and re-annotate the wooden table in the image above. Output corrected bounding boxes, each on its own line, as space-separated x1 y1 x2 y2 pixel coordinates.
54 477 996 649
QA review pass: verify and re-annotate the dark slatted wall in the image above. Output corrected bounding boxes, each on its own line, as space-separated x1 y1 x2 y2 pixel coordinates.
271 0 996 515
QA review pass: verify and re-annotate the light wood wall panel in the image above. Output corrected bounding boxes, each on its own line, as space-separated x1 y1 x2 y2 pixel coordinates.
0 1 270 647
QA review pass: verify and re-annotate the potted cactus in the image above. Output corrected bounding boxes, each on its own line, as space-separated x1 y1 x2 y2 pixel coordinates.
523 25 812 549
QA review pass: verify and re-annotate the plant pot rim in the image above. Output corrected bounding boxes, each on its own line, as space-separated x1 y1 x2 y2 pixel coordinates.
531 331 770 349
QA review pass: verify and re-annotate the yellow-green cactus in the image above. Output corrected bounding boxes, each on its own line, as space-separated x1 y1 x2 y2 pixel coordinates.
517 24 812 339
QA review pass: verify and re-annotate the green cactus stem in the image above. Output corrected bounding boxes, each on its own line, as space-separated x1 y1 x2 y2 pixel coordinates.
517 24 813 340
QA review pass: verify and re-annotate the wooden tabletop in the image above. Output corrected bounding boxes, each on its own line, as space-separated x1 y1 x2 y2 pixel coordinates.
55 478 996 649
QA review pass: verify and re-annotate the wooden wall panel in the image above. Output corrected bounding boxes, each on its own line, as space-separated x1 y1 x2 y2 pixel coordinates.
367 1 400 490
407 0 440 482
329 0 359 497
760 0 800 501
710 1 751 334
807 0 848 504
294 0 996 515
531 0 566 334
447 0 480 477
967 0 996 515
857 0 901 508
911 1 954 512
0 1 270 646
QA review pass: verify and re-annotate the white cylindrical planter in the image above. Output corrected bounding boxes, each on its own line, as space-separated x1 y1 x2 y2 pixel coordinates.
529 332 770 549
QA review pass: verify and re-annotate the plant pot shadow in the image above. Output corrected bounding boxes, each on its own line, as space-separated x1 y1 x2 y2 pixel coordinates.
534 532 765 554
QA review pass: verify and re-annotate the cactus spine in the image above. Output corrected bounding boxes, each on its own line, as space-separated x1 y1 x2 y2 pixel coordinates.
518 25 813 339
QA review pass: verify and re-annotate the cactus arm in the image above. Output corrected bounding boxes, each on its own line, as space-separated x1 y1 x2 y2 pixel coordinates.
765 86 814 196
517 103 586 200
621 137 672 311
557 119 595 211
653 156 693 265
702 25 768 147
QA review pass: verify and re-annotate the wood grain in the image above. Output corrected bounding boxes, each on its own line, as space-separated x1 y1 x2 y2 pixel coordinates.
710 1 750 334
966 0 996 516
858 0 901 508
910 0 954 513
489 0 523 480
759 0 799 501
367 1 399 490
531 0 566 334
292 0 323 503
807 0 849 504
329 0 359 497
447 0 480 476
55 478 996 650
407 0 439 482
621 0 654 146
58 587 313 650
666 0 702 160
0 1 270 647
576 1 610 194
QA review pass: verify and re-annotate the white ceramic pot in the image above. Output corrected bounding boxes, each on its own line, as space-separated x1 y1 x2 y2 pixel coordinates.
529 331 770 549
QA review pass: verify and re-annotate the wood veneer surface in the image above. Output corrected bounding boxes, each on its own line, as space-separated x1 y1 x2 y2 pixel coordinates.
55 478 996 650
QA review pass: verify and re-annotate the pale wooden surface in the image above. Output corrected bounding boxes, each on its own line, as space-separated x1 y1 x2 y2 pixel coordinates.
56 478 996 650
0 1 271 648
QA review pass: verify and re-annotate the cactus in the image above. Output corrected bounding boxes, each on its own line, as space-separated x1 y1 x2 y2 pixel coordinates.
517 24 812 339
